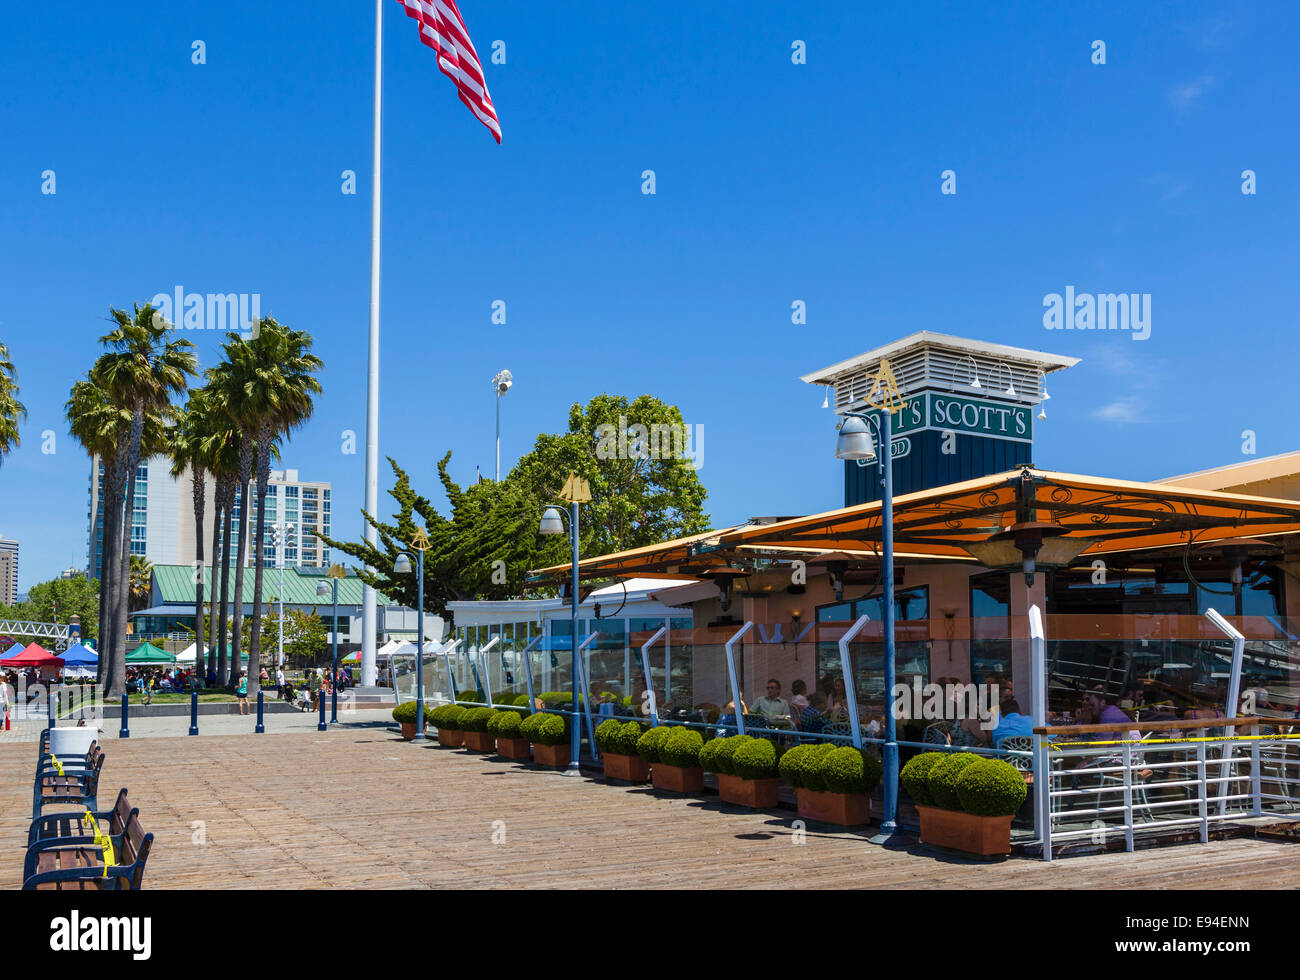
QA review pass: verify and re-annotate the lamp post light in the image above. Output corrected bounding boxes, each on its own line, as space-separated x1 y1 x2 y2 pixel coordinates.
833 398 904 845
273 521 295 669
539 474 587 776
394 530 431 741
492 369 513 482
316 563 346 724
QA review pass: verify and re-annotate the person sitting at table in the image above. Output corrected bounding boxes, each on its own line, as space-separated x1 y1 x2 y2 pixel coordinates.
991 697 1033 748
716 698 747 737
789 679 810 712
798 691 828 734
751 678 791 723
825 676 849 719
1082 687 1138 743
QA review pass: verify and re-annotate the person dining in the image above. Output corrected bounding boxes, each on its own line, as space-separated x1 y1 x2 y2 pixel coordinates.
751 679 791 723
990 697 1033 748
798 691 828 734
1082 688 1138 743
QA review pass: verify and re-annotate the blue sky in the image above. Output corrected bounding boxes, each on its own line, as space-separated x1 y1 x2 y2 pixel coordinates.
2 1 1297 589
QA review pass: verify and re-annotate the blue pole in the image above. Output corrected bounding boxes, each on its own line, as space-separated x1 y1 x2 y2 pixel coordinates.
871 408 902 844
567 502 581 774
119 692 129 739
414 550 427 741
317 680 327 731
188 690 199 736
255 690 265 734
330 581 339 724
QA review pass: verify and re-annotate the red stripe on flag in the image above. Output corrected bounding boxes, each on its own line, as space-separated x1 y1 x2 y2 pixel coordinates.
395 0 501 144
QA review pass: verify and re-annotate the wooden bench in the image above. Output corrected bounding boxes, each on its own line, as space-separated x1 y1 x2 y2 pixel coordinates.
23 809 153 891
28 787 131 848
33 747 105 819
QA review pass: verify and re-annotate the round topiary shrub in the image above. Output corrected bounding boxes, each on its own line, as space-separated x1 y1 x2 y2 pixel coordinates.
900 751 946 805
432 704 466 731
779 742 837 790
928 752 983 810
731 737 779 780
514 694 534 708
954 759 1028 816
613 720 645 755
460 706 495 732
594 718 623 754
487 709 523 738
636 725 670 763
521 711 567 746
820 746 883 795
455 690 486 707
659 727 704 768
392 701 426 724
700 734 746 775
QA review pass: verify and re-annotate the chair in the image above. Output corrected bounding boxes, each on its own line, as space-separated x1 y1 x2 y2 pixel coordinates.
999 735 1034 772
923 722 953 746
825 722 854 738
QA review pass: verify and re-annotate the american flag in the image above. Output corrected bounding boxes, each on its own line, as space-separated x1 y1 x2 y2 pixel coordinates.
395 0 501 143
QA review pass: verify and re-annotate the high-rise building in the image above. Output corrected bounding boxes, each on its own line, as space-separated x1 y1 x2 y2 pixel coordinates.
0 535 18 605
87 457 331 577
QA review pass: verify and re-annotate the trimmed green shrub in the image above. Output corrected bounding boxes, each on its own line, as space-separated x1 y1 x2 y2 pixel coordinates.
594 718 623 754
514 694 535 707
954 759 1028 817
658 727 704 768
899 751 946 806
430 704 467 731
611 720 645 755
731 737 779 780
928 752 983 810
392 701 434 723
821 747 883 795
700 734 748 775
520 711 568 746
460 706 496 732
636 725 671 763
487 709 524 738
455 689 486 706
778 742 837 790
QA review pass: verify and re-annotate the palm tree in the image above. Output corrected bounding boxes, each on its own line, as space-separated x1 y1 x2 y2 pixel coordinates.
167 389 219 678
66 365 130 675
128 555 155 612
215 320 323 696
0 341 26 464
94 305 196 695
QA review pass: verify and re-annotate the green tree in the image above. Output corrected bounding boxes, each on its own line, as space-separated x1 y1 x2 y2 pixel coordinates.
94 305 196 696
0 340 26 464
250 608 328 666
318 393 709 621
1 575 101 641
214 320 323 697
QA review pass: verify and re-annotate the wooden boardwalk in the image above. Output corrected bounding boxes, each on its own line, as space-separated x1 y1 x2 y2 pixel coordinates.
4 729 1296 889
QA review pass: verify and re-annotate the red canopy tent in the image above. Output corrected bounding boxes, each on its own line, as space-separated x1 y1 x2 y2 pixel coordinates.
0 643 65 669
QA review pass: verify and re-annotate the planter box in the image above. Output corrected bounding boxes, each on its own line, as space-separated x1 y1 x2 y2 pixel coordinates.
463 730 496 752
651 762 704 794
436 728 464 748
400 721 416 741
717 773 781 808
496 736 531 760
603 752 650 783
915 804 1013 856
796 788 871 827
531 742 571 768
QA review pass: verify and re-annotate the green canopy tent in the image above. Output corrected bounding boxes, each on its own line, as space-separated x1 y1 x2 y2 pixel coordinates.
125 643 177 665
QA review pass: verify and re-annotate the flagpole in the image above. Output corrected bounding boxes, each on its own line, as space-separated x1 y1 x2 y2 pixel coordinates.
362 0 383 688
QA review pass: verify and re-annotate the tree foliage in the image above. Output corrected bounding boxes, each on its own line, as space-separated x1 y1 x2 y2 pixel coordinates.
0 575 100 641
318 393 710 622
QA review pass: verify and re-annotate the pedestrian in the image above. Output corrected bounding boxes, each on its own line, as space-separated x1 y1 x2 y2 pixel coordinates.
0 671 11 731
275 665 285 699
142 671 154 706
259 666 269 688
236 670 250 715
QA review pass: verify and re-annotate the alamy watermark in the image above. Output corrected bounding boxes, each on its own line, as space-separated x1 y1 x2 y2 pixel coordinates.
1042 286 1151 340
595 415 704 470
891 678 999 730
150 286 261 339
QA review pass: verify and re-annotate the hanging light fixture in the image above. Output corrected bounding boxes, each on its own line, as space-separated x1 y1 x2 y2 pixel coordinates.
967 355 982 390
821 387 829 409
1001 362 1017 399
1036 370 1049 420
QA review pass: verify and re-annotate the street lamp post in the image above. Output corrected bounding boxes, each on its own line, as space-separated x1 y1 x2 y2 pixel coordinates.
273 521 295 670
394 529 431 741
539 472 587 776
316 564 345 724
492 369 513 482
834 389 904 845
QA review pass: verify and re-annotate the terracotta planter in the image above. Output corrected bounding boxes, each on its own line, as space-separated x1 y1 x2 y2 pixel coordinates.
463 730 496 752
436 728 464 748
603 752 650 783
531 742 571 768
915 804 1013 856
496 736 531 760
796 788 871 826
400 722 416 740
651 762 704 794
717 773 781 808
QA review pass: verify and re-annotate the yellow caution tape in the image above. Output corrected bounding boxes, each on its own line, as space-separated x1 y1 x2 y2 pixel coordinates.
1049 732 1300 749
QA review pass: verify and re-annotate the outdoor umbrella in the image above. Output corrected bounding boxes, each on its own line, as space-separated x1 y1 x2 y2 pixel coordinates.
125 643 176 665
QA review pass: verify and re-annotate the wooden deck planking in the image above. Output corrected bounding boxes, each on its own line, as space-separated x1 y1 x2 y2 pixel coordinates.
2 730 1296 889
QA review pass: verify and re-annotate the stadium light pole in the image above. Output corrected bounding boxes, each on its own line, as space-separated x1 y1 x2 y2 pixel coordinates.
493 370 513 482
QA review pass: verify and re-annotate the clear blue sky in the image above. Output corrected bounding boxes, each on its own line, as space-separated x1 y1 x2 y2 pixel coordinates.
2 1 1297 590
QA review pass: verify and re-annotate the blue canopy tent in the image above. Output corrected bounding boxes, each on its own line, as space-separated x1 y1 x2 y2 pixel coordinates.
60 643 98 677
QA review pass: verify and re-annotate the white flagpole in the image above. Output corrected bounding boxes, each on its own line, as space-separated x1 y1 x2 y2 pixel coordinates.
362 0 383 688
